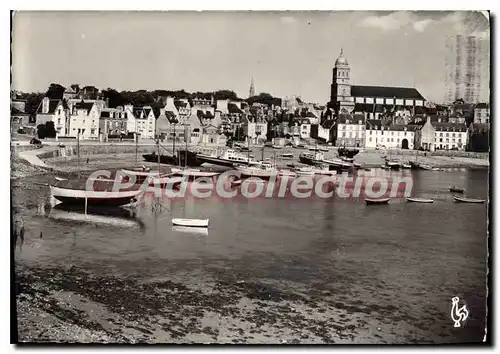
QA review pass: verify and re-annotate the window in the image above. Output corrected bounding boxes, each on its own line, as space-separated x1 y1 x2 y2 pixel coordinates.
58 118 61 124
342 132 346 137
391 131 394 136
370 131 373 135
91 129 95 135
440 133 443 137
446 139 449 143
446 133 449 137
440 138 443 142
369 137 372 142
452 133 456 137
458 138 462 143
404 132 407 136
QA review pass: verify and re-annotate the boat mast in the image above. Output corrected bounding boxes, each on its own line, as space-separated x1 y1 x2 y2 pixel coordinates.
157 138 160 173
247 136 250 165
185 127 188 168
77 129 80 178
135 132 138 165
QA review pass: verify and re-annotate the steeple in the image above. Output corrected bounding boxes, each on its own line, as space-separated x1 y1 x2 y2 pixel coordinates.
249 77 255 98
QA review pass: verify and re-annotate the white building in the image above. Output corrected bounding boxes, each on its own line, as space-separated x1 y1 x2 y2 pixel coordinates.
132 106 156 139
335 114 366 148
67 100 101 139
35 98 68 136
295 118 312 140
433 122 468 150
365 122 417 150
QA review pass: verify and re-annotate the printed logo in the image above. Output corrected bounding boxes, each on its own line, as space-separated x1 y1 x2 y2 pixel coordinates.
451 296 469 328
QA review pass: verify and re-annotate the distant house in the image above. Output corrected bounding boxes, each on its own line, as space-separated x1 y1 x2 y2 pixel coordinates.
67 100 100 139
132 106 156 139
11 100 31 133
63 86 78 100
467 122 489 152
35 97 69 137
99 107 128 139
474 103 490 124
242 114 268 144
414 117 436 151
433 122 468 150
365 120 417 149
295 117 312 140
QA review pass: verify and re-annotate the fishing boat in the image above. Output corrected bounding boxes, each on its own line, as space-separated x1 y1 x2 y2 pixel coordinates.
236 161 278 179
406 197 434 203
49 204 143 228
453 196 486 204
449 186 465 194
172 218 209 227
170 167 220 179
402 163 412 169
365 198 391 205
338 147 360 158
196 149 259 167
50 180 143 207
281 153 294 159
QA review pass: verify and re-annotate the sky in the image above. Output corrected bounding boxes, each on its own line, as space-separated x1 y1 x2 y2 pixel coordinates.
11 11 490 104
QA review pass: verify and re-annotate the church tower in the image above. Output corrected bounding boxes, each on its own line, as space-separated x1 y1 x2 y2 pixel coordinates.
330 49 355 116
249 77 255 98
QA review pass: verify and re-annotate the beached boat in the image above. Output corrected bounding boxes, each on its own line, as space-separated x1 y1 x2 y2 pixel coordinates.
50 182 143 207
385 160 400 171
272 145 283 149
402 163 412 169
365 198 391 205
406 197 434 203
319 147 329 152
453 196 485 204
172 218 209 227
449 186 465 194
281 153 294 159
196 149 258 167
170 167 220 178
55 176 67 181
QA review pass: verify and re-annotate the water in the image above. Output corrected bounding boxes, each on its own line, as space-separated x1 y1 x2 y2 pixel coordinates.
13 168 489 343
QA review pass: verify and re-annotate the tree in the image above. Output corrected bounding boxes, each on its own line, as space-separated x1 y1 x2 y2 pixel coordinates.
45 83 65 100
45 121 57 138
37 124 47 139
214 90 239 101
247 92 282 107
70 84 80 93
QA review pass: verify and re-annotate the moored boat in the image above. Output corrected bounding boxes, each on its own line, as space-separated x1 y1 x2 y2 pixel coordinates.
120 168 161 183
406 197 434 203
338 147 360 158
237 161 277 179
142 152 177 165
281 153 294 159
453 196 485 204
170 167 220 178
278 169 297 178
365 197 390 205
50 181 143 207
196 149 259 167
402 163 412 169
172 218 209 227
385 161 400 171
272 145 283 149
55 176 67 181
295 166 315 176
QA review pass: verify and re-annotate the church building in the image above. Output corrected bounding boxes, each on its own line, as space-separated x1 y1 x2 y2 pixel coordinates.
326 49 427 147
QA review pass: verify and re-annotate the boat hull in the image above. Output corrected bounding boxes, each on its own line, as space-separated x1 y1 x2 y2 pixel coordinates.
50 185 142 207
453 196 485 204
406 197 434 203
143 153 177 165
172 218 209 227
365 198 390 205
196 154 258 168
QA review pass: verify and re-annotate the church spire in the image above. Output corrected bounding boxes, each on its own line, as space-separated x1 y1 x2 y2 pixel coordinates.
249 77 255 98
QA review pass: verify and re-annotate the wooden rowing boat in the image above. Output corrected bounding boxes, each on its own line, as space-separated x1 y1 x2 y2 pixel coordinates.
172 218 209 227
453 196 485 204
406 197 434 203
50 181 143 207
365 198 390 205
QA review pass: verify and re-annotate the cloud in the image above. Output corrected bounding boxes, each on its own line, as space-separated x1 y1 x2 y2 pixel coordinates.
413 19 434 32
359 12 413 31
280 16 296 24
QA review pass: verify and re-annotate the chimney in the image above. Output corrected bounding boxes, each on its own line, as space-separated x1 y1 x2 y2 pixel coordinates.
42 97 50 114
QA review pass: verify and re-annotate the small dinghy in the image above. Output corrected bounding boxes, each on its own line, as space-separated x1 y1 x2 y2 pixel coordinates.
449 186 464 194
406 197 434 203
172 218 209 227
279 169 298 178
281 153 294 159
402 164 411 169
365 198 390 205
55 176 67 181
453 196 485 204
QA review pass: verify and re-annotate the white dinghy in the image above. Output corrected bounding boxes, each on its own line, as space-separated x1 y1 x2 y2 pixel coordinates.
172 218 209 228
